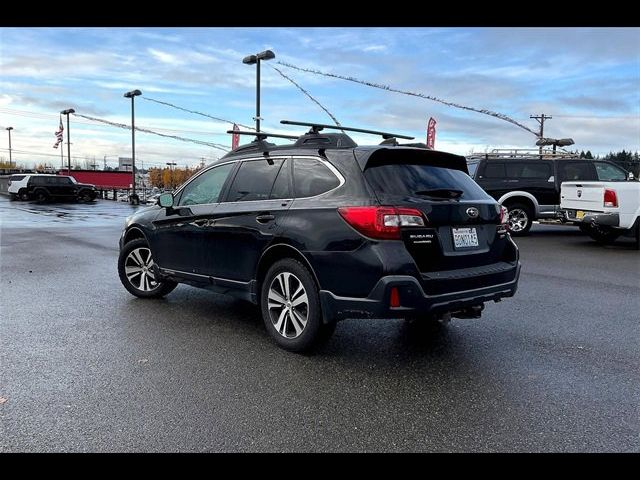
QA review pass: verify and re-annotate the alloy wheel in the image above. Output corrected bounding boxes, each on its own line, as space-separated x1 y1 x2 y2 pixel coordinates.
267 272 309 339
124 247 159 292
508 208 528 232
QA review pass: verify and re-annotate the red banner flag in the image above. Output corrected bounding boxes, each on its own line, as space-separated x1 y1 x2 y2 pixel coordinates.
426 117 437 149
231 123 240 150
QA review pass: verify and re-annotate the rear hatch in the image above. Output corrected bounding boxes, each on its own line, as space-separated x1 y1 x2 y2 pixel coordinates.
363 150 514 273
560 182 606 212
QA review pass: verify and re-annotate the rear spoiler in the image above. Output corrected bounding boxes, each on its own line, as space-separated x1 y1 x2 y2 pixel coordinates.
353 147 469 175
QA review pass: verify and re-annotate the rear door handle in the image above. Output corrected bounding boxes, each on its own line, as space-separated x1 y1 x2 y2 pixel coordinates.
256 214 275 223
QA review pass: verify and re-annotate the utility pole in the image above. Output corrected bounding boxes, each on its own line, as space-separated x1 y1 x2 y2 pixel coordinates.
6 127 13 168
530 114 552 154
61 109 75 174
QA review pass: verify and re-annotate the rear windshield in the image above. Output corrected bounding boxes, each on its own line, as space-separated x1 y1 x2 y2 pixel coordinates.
364 163 491 201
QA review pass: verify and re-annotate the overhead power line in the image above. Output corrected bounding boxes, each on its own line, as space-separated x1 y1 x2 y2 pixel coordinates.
142 97 255 131
276 61 540 137
269 64 343 130
73 113 230 152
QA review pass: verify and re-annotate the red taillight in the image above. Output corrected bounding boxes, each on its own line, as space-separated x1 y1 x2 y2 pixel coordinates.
390 287 400 307
337 206 426 240
604 188 618 208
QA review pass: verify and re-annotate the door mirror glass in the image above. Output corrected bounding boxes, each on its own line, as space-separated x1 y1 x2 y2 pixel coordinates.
159 193 174 208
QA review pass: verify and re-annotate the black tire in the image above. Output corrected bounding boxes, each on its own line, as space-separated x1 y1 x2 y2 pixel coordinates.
118 238 178 298
78 190 95 203
260 258 331 352
635 220 640 251
584 224 621 245
505 202 533 236
34 189 49 203
19 190 29 201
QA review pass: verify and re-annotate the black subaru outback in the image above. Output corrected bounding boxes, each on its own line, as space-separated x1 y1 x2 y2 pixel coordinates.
118 121 520 352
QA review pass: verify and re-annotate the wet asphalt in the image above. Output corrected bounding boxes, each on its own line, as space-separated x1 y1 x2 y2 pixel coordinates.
0 196 638 452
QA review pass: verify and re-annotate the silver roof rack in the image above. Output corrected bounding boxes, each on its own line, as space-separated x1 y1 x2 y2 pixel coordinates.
467 147 579 161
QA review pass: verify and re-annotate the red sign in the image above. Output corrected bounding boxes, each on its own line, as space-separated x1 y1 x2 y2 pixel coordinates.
231 123 240 150
426 117 437 149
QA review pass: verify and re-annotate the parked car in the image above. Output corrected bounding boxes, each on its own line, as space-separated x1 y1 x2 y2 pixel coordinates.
561 180 640 249
118 122 521 352
8 173 97 202
467 151 632 235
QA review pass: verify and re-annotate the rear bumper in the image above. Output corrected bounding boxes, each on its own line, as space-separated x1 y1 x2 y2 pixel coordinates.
563 209 620 227
319 261 520 321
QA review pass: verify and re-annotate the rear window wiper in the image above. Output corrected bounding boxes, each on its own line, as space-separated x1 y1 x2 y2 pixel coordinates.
413 188 464 199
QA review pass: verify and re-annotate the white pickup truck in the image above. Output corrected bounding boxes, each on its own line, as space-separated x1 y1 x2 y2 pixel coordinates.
560 181 640 249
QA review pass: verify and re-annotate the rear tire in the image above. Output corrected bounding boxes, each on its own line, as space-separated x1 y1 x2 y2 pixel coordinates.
505 202 533 236
19 190 29 201
584 224 621 245
34 189 49 203
261 258 330 353
118 238 178 298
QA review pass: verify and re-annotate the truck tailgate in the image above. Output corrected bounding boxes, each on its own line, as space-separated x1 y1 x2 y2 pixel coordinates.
561 182 605 211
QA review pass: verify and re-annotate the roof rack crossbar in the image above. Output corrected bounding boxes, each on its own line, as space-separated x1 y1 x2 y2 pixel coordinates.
280 120 414 140
226 130 298 141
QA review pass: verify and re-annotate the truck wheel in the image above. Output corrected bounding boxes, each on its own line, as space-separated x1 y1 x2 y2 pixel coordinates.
584 224 621 245
19 190 29 201
79 190 94 202
34 190 49 203
505 202 533 236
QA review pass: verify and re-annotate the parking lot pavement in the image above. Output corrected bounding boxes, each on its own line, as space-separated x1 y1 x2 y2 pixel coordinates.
1 197 639 452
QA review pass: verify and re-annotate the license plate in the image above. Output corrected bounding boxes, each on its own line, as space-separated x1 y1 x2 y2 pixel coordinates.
452 227 479 249
576 210 585 220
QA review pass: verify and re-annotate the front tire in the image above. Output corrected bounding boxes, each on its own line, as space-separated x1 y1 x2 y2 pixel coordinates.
118 238 177 298
261 258 332 352
505 202 533 236
34 190 49 203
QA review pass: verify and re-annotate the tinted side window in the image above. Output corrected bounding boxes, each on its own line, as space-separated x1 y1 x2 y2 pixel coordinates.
483 163 506 178
30 176 45 186
293 158 340 197
467 161 479 178
270 159 291 199
178 163 235 206
10 175 25 182
226 159 284 202
594 162 626 181
506 162 551 179
58 177 73 185
558 162 597 182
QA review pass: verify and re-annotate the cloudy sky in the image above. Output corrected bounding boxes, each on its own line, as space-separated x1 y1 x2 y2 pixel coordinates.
0 27 638 169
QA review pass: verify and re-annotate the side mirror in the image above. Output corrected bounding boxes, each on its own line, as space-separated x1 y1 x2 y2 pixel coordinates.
158 193 174 208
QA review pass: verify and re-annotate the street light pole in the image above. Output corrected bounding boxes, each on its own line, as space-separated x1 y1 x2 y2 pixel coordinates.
242 50 275 133
6 127 13 168
61 109 75 175
124 89 142 205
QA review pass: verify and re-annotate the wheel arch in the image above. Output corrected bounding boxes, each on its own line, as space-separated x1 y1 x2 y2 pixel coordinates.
123 226 148 245
498 191 539 218
255 243 321 295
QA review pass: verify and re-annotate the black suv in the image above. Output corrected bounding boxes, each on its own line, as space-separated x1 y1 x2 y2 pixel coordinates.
467 152 631 235
10 174 97 202
118 122 521 352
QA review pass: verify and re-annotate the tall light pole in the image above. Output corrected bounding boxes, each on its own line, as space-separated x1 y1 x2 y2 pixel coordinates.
242 50 275 133
5 127 13 168
124 89 142 204
60 109 75 174
166 162 177 189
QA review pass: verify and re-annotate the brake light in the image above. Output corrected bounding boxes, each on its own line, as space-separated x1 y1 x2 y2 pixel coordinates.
337 206 426 240
604 188 618 208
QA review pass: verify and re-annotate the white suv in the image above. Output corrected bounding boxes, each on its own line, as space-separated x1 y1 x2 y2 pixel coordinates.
7 174 30 200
